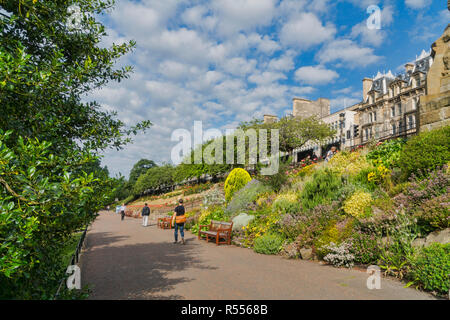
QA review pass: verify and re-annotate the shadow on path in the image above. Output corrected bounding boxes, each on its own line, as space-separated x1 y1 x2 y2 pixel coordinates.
82 234 216 300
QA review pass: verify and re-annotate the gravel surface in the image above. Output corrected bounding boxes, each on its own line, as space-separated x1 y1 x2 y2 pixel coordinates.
80 211 435 300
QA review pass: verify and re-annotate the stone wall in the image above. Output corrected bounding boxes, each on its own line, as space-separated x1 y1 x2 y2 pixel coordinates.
419 24 450 132
292 98 330 119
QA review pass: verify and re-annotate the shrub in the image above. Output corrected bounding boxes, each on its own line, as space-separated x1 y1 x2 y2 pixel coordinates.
300 169 343 210
295 203 340 247
224 168 252 202
314 218 355 258
272 193 301 215
225 180 271 215
343 191 373 219
253 233 284 255
350 232 383 265
394 166 449 211
366 138 406 168
323 241 355 268
409 243 450 295
413 193 450 232
328 150 371 176
398 126 450 179
278 214 304 241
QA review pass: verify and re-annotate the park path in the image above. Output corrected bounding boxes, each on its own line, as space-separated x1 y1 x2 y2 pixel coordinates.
80 211 435 300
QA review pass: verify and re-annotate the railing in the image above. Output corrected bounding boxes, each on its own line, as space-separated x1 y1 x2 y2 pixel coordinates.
53 224 89 300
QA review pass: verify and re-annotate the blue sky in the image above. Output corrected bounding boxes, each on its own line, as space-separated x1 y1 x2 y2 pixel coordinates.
91 0 449 178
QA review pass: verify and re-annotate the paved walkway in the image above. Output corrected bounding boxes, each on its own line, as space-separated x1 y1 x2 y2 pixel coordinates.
81 211 435 300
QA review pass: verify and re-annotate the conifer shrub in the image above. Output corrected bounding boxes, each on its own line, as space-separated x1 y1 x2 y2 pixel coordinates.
224 168 252 202
300 169 343 210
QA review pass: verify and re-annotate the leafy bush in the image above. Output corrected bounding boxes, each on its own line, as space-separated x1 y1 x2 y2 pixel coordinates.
328 150 371 176
408 243 450 295
413 193 449 232
343 191 373 219
323 241 355 268
190 206 226 234
225 180 271 215
350 232 383 265
398 126 450 179
314 218 355 258
300 169 343 210
224 168 252 202
272 193 301 215
278 214 304 242
394 166 449 212
294 203 340 248
366 138 406 168
253 233 284 255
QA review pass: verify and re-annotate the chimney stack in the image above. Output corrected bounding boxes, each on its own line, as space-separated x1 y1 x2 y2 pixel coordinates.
362 78 373 102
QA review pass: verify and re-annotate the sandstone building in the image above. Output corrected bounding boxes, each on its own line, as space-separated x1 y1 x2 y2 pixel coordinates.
263 24 449 161
357 50 433 144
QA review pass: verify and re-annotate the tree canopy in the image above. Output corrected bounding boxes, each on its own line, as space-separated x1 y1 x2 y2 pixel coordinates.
0 0 150 299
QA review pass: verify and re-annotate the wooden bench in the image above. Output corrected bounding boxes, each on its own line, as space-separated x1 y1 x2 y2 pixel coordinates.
198 220 233 245
158 217 173 229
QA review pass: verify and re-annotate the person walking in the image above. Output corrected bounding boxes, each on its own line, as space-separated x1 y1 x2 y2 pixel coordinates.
172 199 186 244
142 203 150 227
120 203 126 221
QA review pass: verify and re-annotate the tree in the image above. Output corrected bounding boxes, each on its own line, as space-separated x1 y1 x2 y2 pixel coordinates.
0 0 151 298
129 159 157 185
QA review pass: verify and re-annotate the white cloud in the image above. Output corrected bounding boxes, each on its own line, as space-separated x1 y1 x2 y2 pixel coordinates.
294 65 339 85
316 39 382 68
405 0 432 9
280 12 336 49
212 0 277 35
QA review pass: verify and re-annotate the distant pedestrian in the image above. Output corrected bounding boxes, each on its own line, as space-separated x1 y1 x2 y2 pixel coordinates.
142 203 150 227
172 199 186 244
120 203 126 221
325 146 338 162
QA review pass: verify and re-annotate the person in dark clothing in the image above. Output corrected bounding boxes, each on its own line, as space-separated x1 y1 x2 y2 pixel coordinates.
172 199 186 244
142 203 150 227
120 203 126 221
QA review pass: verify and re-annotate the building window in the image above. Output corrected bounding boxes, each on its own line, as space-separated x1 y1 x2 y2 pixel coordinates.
399 120 403 133
397 104 402 115
416 76 421 87
373 111 377 122
408 115 416 129
347 130 351 139
369 113 373 123
392 123 397 135
391 106 395 117
412 98 417 110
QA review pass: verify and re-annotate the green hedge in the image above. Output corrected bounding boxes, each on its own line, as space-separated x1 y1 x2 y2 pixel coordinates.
399 126 450 179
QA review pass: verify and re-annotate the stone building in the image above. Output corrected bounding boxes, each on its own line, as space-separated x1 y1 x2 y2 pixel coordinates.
293 103 359 160
357 49 433 144
419 24 450 131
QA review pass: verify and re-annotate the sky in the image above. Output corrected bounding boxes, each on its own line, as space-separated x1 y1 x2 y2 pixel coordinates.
89 0 449 178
